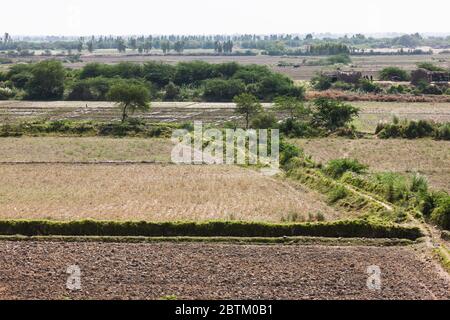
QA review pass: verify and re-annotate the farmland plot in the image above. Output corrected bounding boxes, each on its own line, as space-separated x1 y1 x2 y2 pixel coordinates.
0 137 173 162
0 242 448 300
2 101 449 130
0 164 340 222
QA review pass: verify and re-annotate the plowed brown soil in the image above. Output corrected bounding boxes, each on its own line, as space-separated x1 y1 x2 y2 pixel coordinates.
0 242 448 300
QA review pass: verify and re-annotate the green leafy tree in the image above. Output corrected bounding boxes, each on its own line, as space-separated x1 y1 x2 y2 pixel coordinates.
87 41 94 53
233 93 262 129
274 96 308 120
116 37 127 53
107 83 151 122
173 41 185 53
311 98 359 132
164 82 180 101
26 60 65 100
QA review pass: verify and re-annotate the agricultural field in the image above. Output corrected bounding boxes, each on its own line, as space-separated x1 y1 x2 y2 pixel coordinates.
0 242 448 300
291 138 450 192
0 137 173 162
2 101 450 133
350 101 450 133
0 163 339 222
1 46 450 302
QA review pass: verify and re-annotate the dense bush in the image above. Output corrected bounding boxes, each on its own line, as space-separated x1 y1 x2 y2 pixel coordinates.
67 77 115 101
425 192 450 230
279 140 302 166
358 79 382 93
311 98 359 132
250 112 278 129
377 119 450 140
0 87 15 100
279 119 320 138
324 159 368 178
203 78 245 101
379 67 410 81
2 61 303 102
311 74 332 91
26 60 65 100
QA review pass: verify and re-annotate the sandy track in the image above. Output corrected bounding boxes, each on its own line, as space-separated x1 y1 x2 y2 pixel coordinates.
0 242 448 300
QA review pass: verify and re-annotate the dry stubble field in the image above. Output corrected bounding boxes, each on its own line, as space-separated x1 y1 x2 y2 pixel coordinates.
0 137 173 162
0 163 339 222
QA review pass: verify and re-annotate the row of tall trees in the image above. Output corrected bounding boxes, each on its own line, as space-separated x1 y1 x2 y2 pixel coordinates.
2 32 449 52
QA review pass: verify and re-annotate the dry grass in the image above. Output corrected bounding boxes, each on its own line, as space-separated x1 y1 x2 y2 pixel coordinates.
291 138 450 192
0 137 173 162
0 164 339 222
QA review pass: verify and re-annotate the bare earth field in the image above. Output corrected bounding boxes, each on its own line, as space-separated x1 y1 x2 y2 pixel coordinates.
291 138 450 192
12 52 450 80
1 101 449 131
0 241 448 300
0 137 173 162
0 164 339 222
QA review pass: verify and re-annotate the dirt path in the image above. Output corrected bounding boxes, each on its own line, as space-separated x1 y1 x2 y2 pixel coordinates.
0 241 448 300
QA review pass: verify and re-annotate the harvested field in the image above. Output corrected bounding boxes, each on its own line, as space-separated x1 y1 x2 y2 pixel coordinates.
291 138 450 192
0 164 339 222
1 101 449 131
0 101 267 124
0 137 173 162
0 241 448 300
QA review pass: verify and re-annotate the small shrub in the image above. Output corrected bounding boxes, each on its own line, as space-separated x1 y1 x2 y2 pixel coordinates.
435 123 450 140
410 174 428 193
0 87 15 100
324 158 368 179
251 112 278 129
311 74 332 91
280 141 302 166
430 197 450 230
379 67 410 81
279 119 320 138
327 185 348 203
358 79 382 93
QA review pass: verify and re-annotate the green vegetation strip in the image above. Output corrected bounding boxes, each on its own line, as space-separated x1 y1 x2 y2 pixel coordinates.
434 246 450 273
442 230 450 241
0 219 422 240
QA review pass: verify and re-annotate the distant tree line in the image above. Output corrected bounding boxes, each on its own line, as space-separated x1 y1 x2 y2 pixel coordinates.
1 33 449 55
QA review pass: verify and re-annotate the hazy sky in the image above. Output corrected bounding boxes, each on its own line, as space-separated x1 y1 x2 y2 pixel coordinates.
2 0 449 36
